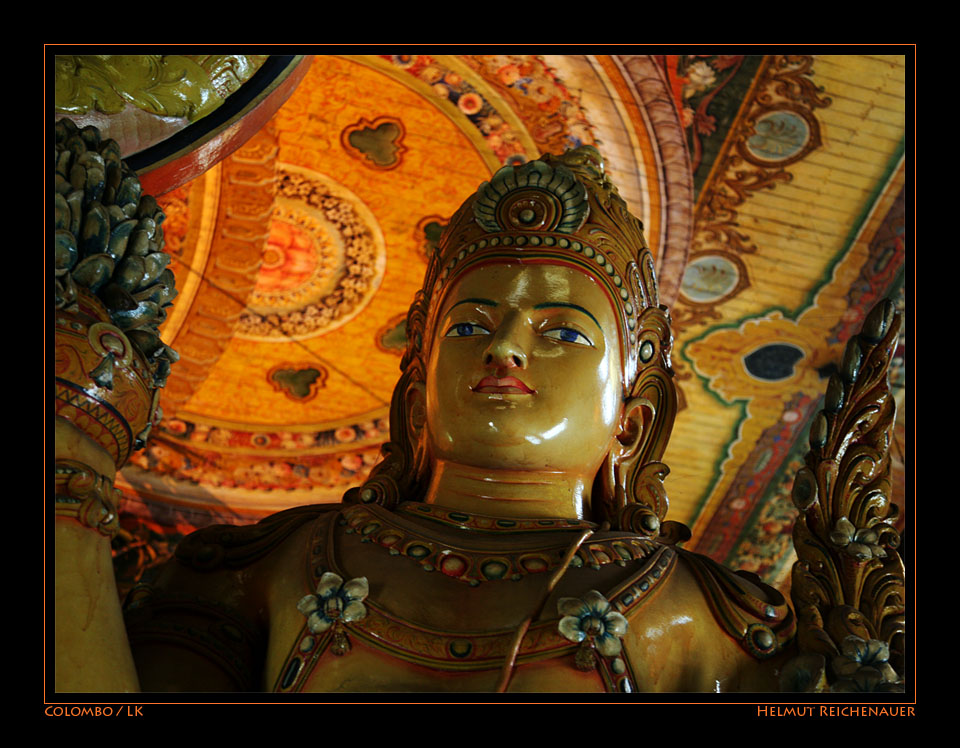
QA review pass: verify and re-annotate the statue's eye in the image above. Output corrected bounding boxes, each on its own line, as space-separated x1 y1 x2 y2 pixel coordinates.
445 322 491 337
543 327 592 346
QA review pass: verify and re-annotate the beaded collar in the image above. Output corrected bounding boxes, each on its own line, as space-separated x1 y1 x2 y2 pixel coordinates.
341 502 659 586
274 507 677 693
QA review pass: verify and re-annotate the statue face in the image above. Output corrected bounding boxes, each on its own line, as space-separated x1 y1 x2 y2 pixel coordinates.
425 261 623 477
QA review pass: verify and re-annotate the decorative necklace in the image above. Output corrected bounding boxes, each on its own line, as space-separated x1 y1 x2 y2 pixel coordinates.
277 506 677 693
341 502 659 586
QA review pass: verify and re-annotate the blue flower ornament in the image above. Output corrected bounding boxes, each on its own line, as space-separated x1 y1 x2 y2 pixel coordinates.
297 572 369 655
558 590 629 671
831 635 902 692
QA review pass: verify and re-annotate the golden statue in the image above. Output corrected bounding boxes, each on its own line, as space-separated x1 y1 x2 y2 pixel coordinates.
53 120 902 693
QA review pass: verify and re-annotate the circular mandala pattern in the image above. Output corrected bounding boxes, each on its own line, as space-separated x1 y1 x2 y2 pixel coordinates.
236 165 386 340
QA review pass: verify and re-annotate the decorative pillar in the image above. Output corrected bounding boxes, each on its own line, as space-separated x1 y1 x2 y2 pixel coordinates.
53 118 178 691
782 300 906 693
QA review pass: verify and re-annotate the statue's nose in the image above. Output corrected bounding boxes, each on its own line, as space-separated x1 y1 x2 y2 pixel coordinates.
483 317 527 369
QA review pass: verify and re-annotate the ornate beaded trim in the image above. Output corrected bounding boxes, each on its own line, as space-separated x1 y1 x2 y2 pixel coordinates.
337 511 674 674
344 503 659 586
354 605 576 671
607 545 677 615
274 511 339 693
54 459 120 538
597 644 641 694
321 509 577 672
595 546 679 693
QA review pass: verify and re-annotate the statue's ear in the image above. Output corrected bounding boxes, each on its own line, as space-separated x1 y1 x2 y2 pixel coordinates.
613 397 656 462
397 378 430 490
601 397 655 510
404 380 427 443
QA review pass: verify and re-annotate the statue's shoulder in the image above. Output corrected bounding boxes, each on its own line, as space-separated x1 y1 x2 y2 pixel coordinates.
672 547 796 661
172 503 341 574
555 535 793 691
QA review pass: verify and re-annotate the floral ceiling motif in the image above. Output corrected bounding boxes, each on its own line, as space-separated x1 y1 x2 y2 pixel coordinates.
237 166 386 340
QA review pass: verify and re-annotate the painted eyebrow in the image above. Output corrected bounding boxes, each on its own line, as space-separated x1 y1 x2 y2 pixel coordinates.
448 297 499 311
533 302 602 332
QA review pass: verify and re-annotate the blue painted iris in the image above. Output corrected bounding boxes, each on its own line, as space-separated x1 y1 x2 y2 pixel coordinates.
446 322 491 337
544 327 592 346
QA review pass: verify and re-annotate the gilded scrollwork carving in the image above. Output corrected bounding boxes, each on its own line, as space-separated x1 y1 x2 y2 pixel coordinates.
784 299 905 692
693 55 831 258
757 55 833 112
54 460 121 538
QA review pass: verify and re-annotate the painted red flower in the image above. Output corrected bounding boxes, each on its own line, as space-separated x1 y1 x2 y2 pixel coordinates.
458 93 483 115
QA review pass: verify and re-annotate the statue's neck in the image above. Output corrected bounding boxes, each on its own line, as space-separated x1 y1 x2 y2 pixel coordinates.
421 460 593 520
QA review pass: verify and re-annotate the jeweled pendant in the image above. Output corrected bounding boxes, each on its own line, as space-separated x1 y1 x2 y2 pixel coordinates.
331 622 351 656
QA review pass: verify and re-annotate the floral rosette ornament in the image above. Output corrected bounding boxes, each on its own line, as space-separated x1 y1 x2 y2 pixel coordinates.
558 590 628 671
297 572 369 655
831 635 903 693
829 517 887 561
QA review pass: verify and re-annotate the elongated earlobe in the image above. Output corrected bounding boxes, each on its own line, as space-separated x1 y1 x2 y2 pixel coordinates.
616 398 653 458
406 381 427 439
405 381 429 484
614 397 656 472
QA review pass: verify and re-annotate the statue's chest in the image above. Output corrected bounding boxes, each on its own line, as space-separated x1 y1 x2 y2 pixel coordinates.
267 505 675 693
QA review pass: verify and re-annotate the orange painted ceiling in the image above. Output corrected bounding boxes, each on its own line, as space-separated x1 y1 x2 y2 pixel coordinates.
56 53 909 593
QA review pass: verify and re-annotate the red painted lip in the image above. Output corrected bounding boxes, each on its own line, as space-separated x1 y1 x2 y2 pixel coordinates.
472 375 536 394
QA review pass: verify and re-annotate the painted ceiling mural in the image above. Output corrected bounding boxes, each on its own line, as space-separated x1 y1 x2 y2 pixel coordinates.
54 53 908 599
